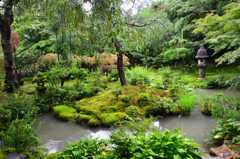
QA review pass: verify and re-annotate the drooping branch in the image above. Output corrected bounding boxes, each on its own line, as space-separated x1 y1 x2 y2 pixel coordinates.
125 22 150 27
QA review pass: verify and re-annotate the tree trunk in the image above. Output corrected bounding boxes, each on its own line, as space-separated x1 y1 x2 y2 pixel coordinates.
1 29 19 92
114 38 128 86
0 0 21 92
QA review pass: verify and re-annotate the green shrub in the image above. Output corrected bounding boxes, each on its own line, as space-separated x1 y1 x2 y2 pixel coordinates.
152 80 164 89
0 117 41 150
108 69 119 81
169 85 187 97
207 75 227 89
110 117 203 159
0 93 39 131
59 135 108 159
225 75 240 90
125 106 141 118
127 66 151 86
152 97 177 115
112 88 122 101
130 128 203 159
137 93 150 107
205 119 240 146
177 93 198 115
121 95 132 103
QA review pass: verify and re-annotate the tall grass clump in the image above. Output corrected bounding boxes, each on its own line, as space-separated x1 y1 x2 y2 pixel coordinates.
126 66 152 85
177 93 198 115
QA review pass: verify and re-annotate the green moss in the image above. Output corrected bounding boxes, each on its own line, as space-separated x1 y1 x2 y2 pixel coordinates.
87 119 101 127
53 105 77 121
72 85 169 127
76 114 93 124
59 113 75 121
99 112 126 127
46 153 58 159
80 107 100 115
0 151 5 159
20 85 37 94
1 148 17 154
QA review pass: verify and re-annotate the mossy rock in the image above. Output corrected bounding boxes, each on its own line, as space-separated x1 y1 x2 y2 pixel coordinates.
87 119 101 127
46 153 58 159
76 114 93 124
99 112 126 127
170 105 182 115
53 105 77 121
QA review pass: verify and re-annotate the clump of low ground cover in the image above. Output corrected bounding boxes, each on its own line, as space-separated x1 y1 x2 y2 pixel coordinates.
58 117 204 159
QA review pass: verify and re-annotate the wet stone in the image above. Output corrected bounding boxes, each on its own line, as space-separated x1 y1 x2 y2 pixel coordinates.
210 144 237 159
5 152 27 159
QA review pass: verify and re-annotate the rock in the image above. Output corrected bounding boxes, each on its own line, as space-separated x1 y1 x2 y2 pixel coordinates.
210 144 238 159
224 140 240 158
5 152 27 159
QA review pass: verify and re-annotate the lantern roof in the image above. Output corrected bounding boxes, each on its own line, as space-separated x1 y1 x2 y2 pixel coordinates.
195 44 209 59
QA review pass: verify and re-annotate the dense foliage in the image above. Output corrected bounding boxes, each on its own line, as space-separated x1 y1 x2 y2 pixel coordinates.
58 118 203 159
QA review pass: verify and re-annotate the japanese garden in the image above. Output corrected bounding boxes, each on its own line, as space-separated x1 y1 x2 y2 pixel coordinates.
0 0 240 158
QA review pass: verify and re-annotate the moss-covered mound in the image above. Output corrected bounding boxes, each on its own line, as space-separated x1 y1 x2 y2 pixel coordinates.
72 85 170 127
53 105 77 121
52 85 176 127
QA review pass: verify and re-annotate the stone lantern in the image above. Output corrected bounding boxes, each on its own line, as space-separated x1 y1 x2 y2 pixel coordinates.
195 44 209 78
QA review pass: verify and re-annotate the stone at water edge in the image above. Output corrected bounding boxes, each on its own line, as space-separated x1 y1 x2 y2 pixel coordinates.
209 144 239 159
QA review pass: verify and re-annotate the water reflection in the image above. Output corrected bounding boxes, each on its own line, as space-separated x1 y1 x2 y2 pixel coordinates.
38 113 111 153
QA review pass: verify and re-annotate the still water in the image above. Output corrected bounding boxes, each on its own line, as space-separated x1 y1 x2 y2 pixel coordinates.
37 89 240 153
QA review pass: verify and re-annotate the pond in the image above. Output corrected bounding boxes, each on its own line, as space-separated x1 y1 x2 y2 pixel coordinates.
37 89 240 154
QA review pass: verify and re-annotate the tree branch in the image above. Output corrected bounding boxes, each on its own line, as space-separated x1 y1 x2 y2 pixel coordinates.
125 22 150 27
4 0 21 25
